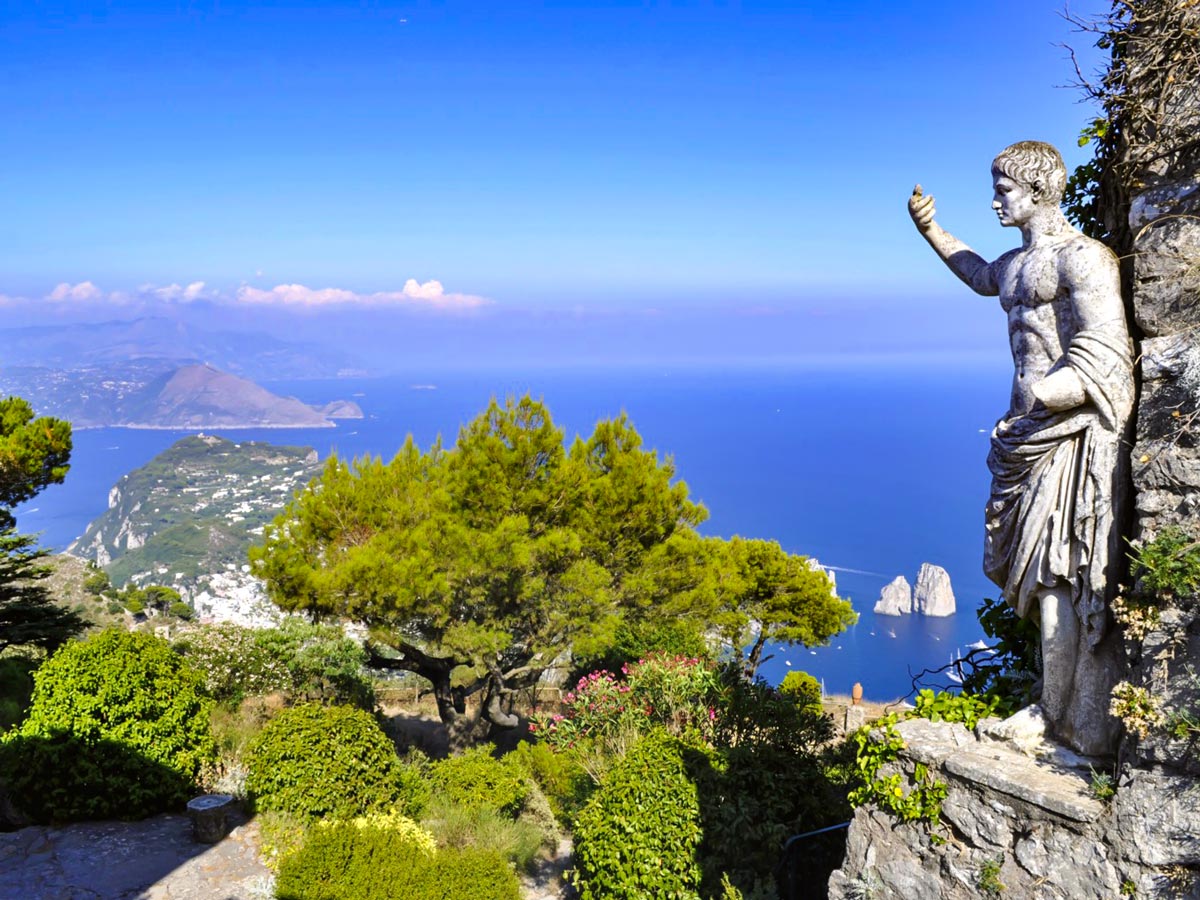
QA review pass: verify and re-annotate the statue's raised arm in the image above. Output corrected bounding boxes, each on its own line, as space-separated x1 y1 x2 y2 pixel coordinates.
907 184 998 296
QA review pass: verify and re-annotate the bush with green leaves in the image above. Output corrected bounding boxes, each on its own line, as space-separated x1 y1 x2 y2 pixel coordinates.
275 812 519 900
910 688 1003 729
174 617 374 708
778 669 822 711
510 739 591 823
246 703 424 820
427 744 527 816
0 629 214 821
959 596 1040 712
572 729 705 900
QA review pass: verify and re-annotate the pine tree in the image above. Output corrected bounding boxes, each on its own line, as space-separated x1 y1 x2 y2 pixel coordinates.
0 396 80 654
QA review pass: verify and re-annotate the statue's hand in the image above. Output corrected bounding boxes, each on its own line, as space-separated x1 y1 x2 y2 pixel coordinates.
1032 368 1087 411
909 184 936 234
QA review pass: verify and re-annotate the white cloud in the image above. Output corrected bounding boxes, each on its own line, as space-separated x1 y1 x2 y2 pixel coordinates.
235 280 489 311
140 281 208 303
46 281 104 302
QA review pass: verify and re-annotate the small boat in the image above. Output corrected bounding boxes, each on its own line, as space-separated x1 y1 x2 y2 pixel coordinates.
947 649 965 685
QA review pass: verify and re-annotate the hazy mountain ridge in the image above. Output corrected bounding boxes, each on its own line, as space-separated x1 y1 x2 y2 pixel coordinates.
0 314 358 380
0 362 363 429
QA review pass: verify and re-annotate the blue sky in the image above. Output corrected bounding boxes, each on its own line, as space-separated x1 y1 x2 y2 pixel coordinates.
0 1 1110 368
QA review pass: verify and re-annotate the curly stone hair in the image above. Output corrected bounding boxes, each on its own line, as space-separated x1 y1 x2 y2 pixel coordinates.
991 141 1068 203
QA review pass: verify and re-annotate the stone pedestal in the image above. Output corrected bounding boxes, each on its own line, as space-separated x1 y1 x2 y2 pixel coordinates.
186 794 236 844
828 719 1200 899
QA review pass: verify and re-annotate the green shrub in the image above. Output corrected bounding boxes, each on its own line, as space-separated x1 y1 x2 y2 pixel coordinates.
275 813 434 900
0 629 214 821
510 739 591 823
572 730 704 900
428 744 527 816
713 672 835 756
83 570 111 596
779 670 822 711
691 743 849 896
174 623 290 702
910 689 1002 730
174 618 374 708
421 794 549 872
246 703 423 820
168 600 194 620
961 596 1040 712
413 848 521 900
256 618 375 708
276 813 519 900
1131 525 1200 601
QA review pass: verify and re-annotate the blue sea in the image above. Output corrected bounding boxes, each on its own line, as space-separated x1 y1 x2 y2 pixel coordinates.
17 363 1011 702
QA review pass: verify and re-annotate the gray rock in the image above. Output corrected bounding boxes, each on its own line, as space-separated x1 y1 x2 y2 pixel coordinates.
828 719 1200 900
873 575 912 616
913 563 955 616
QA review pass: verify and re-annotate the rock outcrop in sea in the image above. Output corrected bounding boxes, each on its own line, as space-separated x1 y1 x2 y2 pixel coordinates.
913 562 956 616
873 564 955 616
872 575 912 616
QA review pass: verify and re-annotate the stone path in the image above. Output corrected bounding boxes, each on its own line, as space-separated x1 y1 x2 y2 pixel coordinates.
0 812 576 900
0 811 272 900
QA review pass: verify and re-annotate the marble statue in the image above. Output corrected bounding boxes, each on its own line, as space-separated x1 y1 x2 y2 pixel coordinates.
908 141 1133 755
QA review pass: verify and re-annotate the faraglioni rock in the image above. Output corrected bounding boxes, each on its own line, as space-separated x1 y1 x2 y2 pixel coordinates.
873 575 912 616
913 563 956 617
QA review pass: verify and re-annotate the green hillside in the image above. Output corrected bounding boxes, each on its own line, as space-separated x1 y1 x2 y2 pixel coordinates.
70 435 322 589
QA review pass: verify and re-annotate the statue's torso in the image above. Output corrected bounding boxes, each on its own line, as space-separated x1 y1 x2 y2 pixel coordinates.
996 237 1084 416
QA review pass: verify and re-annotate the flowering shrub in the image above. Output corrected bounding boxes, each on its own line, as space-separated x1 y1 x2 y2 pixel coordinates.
174 618 374 708
533 653 720 755
1110 681 1165 739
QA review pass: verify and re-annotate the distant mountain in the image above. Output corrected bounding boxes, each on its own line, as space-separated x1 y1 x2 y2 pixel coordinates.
0 363 363 429
69 434 323 624
122 364 361 429
0 314 359 381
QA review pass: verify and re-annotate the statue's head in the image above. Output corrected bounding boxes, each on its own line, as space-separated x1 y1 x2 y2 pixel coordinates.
991 141 1067 204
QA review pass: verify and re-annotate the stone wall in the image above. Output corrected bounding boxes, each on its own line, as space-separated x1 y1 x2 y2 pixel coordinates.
1125 71 1200 775
828 719 1200 899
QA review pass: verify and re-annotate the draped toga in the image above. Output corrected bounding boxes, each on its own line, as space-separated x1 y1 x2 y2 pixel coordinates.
983 328 1134 648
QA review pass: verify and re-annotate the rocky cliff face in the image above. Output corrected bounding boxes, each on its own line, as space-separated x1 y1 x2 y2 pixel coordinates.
1124 12 1200 778
873 575 912 616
